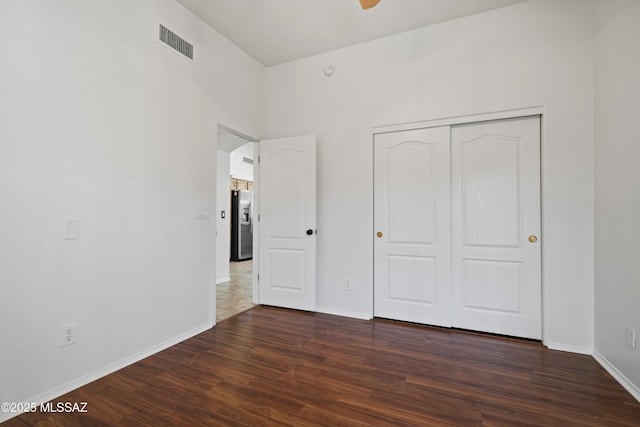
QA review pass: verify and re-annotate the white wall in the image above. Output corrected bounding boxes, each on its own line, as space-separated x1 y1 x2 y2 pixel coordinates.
230 143 255 182
265 0 595 351
0 0 264 420
216 151 231 284
593 0 640 397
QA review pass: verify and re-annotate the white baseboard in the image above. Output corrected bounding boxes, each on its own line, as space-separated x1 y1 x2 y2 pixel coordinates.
216 276 230 285
543 341 593 355
593 350 640 403
0 322 212 424
316 306 372 320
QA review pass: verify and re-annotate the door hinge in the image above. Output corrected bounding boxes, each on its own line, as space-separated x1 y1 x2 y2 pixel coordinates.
257 273 260 281
258 155 261 163
258 214 260 222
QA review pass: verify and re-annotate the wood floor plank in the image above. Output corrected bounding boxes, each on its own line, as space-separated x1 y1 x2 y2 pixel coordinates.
5 306 640 426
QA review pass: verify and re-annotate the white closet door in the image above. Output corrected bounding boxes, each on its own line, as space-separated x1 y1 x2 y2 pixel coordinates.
374 127 451 327
451 117 541 339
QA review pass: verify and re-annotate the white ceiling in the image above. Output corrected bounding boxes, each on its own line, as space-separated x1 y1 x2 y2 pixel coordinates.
175 0 526 67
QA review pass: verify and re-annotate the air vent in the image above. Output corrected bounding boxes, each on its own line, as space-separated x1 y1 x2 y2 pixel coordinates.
243 157 254 165
159 24 193 60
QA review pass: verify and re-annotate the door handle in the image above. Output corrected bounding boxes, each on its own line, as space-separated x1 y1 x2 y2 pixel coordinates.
528 235 538 243
376 231 383 238
306 229 314 236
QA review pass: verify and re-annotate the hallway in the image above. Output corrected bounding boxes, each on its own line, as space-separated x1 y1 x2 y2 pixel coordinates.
216 260 255 322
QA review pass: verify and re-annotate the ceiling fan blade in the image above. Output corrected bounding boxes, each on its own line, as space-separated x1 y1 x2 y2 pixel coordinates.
359 0 381 10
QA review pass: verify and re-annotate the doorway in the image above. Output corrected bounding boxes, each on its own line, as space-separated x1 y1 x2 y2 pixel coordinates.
216 125 256 322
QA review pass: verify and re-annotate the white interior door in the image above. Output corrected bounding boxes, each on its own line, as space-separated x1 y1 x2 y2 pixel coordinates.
374 127 451 327
258 135 316 311
451 117 541 339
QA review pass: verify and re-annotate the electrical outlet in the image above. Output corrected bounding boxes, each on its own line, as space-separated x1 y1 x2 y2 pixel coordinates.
61 323 77 347
63 219 80 240
196 208 210 220
344 278 352 292
626 327 636 349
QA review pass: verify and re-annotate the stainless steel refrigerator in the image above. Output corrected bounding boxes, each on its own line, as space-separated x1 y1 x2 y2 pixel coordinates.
230 189 253 261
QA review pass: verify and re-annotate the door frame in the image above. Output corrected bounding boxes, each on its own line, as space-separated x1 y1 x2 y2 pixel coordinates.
372 106 545 337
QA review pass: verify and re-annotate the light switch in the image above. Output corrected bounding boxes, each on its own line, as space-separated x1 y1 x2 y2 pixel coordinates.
221 211 225 219
64 219 80 240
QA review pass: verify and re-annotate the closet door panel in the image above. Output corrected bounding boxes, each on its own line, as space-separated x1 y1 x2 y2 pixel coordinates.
374 127 451 327
451 117 541 339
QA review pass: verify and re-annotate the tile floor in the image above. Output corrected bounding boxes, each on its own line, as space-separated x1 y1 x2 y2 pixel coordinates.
216 260 255 322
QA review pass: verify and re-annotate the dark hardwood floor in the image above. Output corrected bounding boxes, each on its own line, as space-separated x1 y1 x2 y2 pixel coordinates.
6 306 640 426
